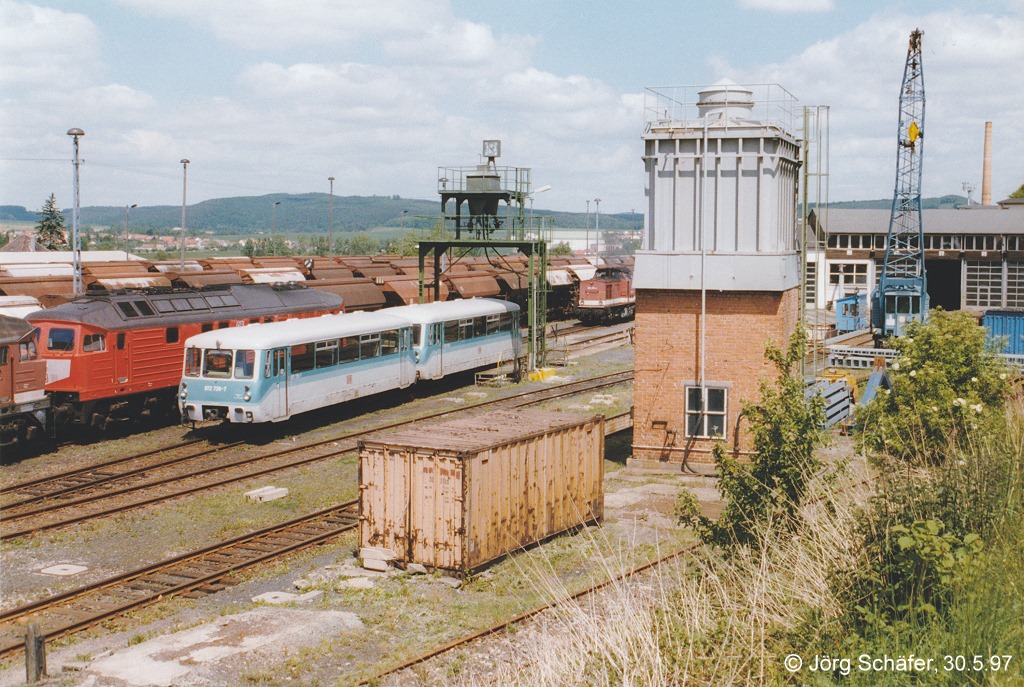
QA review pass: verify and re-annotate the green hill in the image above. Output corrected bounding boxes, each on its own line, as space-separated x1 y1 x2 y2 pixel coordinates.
2 194 974 235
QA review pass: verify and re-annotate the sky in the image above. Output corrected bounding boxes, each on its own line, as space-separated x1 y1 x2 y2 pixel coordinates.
1 0 1022 216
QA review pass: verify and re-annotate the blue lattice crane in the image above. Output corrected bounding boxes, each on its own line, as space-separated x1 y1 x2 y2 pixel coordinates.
872 29 927 340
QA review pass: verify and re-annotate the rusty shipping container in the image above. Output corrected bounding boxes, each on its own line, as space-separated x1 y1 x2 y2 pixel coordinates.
358 409 605 573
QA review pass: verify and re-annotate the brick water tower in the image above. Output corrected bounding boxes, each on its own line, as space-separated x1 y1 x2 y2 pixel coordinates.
631 82 802 468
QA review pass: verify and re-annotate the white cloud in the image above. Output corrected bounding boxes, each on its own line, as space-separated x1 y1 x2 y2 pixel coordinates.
0 0 102 88
115 0 454 51
736 0 835 13
717 9 1024 201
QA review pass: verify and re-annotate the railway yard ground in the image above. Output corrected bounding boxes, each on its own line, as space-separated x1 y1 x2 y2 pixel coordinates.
0 340 731 687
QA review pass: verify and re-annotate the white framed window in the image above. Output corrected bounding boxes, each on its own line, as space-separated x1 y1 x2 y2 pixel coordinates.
965 261 1003 308
685 386 727 439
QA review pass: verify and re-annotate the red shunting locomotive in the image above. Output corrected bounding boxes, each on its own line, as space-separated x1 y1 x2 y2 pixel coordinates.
575 266 635 323
0 315 49 449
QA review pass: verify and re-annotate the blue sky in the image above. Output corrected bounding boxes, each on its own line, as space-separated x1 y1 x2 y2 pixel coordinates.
2 0 1022 216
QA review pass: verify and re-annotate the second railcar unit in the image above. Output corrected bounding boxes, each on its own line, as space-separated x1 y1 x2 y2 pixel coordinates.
179 298 523 424
27 283 344 430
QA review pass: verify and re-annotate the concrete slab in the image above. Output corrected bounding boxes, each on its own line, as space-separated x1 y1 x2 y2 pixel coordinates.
85 607 361 687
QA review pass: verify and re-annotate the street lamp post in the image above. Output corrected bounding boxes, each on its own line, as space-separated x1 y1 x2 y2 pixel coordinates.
529 185 551 232
327 176 335 258
271 201 282 256
124 203 137 260
594 198 601 254
67 128 84 296
179 159 190 269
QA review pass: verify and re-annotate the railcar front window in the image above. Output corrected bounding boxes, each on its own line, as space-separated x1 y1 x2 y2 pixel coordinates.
47 328 75 352
234 349 255 379
184 348 202 377
203 350 233 378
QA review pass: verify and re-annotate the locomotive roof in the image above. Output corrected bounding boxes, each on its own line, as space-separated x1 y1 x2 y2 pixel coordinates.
0 314 37 345
384 297 518 325
184 310 414 350
25 283 343 331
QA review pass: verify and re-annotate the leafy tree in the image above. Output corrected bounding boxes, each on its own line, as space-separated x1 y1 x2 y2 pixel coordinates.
35 193 68 249
1010 182 1024 199
677 332 826 547
858 309 1010 461
619 237 643 255
343 233 381 255
549 241 573 256
0 231 9 249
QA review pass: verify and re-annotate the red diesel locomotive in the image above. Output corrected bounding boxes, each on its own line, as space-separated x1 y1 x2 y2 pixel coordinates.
27 283 343 431
575 266 635 323
0 315 49 449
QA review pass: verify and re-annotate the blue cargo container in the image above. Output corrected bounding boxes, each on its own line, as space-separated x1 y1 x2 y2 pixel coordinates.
982 310 1024 355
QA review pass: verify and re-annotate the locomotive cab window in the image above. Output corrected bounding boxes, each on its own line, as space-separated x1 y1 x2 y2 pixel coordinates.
203 350 233 378
0 348 6 365
47 328 75 352
20 340 37 361
166 327 179 344
83 333 106 352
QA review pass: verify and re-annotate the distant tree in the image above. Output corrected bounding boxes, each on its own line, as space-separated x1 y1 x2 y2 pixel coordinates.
549 241 573 256
0 231 9 249
343 233 381 255
1011 183 1024 199
35 193 68 249
619 237 643 255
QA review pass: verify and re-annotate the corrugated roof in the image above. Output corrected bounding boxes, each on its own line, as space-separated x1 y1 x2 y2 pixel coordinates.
380 278 449 305
360 409 602 454
308 280 386 311
176 271 245 287
447 274 501 298
825 208 1024 235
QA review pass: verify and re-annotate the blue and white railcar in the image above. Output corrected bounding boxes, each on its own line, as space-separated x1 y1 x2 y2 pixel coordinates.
179 310 415 423
390 298 522 380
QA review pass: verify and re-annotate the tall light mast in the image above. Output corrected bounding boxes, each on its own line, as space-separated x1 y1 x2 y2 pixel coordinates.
872 29 927 339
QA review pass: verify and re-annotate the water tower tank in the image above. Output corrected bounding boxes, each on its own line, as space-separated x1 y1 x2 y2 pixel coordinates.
635 82 800 292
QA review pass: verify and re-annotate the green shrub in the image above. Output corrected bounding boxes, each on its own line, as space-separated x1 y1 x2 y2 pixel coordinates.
678 332 826 547
858 309 1010 461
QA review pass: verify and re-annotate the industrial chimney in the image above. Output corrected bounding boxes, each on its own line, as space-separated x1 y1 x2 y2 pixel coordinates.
982 121 992 205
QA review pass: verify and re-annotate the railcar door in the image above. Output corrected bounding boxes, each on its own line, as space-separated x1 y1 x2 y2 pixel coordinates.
399 327 414 387
266 347 288 419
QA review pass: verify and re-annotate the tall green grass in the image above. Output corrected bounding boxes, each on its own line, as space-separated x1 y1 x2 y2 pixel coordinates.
436 402 1024 686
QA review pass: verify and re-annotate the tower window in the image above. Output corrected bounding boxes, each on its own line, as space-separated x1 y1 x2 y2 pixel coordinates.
685 386 728 439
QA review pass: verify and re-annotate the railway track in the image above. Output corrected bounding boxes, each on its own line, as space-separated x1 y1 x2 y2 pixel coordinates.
0 502 359 662
0 403 633 663
0 370 633 540
360 543 698 686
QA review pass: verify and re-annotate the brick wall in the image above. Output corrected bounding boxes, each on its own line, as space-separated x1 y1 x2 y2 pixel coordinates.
631 287 800 468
